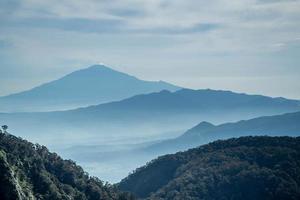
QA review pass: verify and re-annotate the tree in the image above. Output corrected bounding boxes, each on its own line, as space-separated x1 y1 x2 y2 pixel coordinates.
1 125 8 133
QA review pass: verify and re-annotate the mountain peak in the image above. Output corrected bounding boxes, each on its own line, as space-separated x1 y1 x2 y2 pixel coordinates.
180 121 216 138
184 121 215 135
65 64 133 80
0 64 180 112
86 64 115 71
80 64 120 74
193 121 215 130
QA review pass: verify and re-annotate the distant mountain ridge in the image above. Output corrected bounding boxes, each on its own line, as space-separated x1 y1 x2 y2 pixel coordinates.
80 88 300 112
67 88 300 125
69 111 300 183
0 89 300 149
145 111 300 155
0 65 180 112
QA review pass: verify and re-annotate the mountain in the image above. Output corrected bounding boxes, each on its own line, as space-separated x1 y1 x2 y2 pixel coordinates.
0 65 180 112
145 111 300 155
119 136 300 200
0 89 300 153
80 88 300 113
0 132 134 200
69 111 300 183
0 89 299 183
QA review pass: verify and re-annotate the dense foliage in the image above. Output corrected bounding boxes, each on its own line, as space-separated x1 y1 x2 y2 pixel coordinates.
119 136 300 200
0 132 134 200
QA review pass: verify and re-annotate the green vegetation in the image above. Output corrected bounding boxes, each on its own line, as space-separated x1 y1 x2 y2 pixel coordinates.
119 136 300 200
2 128 300 200
0 132 134 200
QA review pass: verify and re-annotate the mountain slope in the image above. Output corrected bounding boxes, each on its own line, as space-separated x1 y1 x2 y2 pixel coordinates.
71 111 300 183
119 136 300 200
145 111 300 155
0 132 134 200
0 65 180 112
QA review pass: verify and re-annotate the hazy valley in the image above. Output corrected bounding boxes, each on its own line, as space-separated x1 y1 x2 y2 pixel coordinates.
1 65 300 183
2 1 300 198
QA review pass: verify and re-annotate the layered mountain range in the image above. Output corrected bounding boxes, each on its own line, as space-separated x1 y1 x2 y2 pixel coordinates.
145 111 300 155
1 64 300 185
1 82 299 147
0 65 180 112
64 111 300 183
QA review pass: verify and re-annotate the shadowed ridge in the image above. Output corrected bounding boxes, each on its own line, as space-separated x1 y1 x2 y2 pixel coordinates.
119 136 300 199
0 132 134 199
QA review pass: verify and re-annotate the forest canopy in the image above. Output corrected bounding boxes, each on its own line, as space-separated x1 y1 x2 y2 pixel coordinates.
119 136 300 200
0 132 134 200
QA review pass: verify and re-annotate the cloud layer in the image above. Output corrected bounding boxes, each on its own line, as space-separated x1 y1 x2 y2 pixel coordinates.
0 0 300 98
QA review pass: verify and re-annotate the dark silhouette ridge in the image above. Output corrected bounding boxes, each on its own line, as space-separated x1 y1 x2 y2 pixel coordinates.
119 136 300 200
0 132 134 200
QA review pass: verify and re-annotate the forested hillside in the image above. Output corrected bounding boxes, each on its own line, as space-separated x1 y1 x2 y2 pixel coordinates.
2 131 300 200
0 132 134 200
119 136 300 200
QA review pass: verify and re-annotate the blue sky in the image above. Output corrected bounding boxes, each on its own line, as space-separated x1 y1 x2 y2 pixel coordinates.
0 0 300 98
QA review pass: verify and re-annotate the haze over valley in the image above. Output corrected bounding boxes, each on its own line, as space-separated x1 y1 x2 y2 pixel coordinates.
1 1 300 199
1 65 300 182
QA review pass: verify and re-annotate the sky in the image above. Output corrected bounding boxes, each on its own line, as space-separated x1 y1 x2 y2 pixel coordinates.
0 0 300 99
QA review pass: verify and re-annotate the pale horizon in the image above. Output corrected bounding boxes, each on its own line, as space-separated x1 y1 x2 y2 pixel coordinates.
1 0 300 99
0 63 299 100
